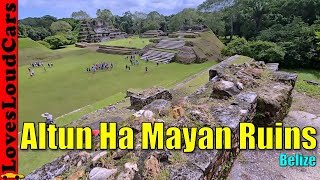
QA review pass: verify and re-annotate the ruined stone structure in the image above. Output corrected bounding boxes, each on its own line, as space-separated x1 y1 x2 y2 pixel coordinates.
141 40 186 64
96 45 140 55
175 46 198 64
129 87 173 110
169 25 208 38
78 19 128 43
24 55 298 180
141 30 166 38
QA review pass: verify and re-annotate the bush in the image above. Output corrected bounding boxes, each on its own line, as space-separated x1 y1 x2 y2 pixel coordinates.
64 34 77 45
37 41 51 49
245 41 285 63
44 35 69 49
222 38 285 63
221 37 248 56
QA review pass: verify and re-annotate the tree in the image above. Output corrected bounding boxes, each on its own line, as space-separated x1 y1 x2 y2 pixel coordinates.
168 8 202 32
71 10 90 20
132 12 147 34
44 35 69 49
258 18 318 68
142 21 160 32
59 18 79 30
96 9 114 24
50 21 72 35
27 27 51 41
316 32 320 51
18 24 28 38
203 12 225 36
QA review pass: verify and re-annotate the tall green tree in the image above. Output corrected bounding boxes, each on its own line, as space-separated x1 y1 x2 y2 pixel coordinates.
50 21 72 35
71 10 91 20
96 9 114 24
168 8 202 32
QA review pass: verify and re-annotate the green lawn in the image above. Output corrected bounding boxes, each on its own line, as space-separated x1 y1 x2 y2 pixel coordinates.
19 51 217 132
98 36 151 49
19 38 83 66
284 69 320 99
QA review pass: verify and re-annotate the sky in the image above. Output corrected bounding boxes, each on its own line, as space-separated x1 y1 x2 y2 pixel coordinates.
19 0 206 19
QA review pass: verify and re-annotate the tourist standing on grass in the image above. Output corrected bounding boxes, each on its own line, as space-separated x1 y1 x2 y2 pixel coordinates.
92 66 96 73
145 67 148 72
30 69 35 77
157 62 159 66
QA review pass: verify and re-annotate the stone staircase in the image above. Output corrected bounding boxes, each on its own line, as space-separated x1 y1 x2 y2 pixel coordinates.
155 40 185 50
141 50 176 64
97 45 140 55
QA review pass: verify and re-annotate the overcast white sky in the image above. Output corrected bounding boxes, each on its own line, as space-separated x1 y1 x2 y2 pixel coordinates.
19 0 206 19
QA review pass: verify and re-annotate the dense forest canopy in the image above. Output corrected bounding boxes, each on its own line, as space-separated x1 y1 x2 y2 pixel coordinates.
19 0 320 68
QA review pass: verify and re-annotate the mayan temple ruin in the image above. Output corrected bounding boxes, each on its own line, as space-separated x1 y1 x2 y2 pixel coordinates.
78 19 128 43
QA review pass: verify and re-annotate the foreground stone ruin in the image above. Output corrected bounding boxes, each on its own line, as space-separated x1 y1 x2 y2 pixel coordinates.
25 55 297 180
129 87 173 110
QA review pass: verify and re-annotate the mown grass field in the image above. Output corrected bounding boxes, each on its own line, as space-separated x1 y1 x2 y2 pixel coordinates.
98 36 151 49
19 51 216 132
19 38 81 66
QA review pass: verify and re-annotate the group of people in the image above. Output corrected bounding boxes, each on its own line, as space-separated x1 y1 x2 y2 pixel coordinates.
87 62 114 73
31 61 54 68
29 61 54 77
31 61 43 67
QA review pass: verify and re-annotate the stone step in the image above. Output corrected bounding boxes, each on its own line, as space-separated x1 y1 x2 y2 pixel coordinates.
155 40 185 50
142 49 177 63
142 50 175 57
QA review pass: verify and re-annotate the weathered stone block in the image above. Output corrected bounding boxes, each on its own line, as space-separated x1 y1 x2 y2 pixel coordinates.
272 71 298 87
142 99 172 117
266 63 279 71
211 80 241 99
256 82 295 126
129 87 173 110
176 46 197 64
